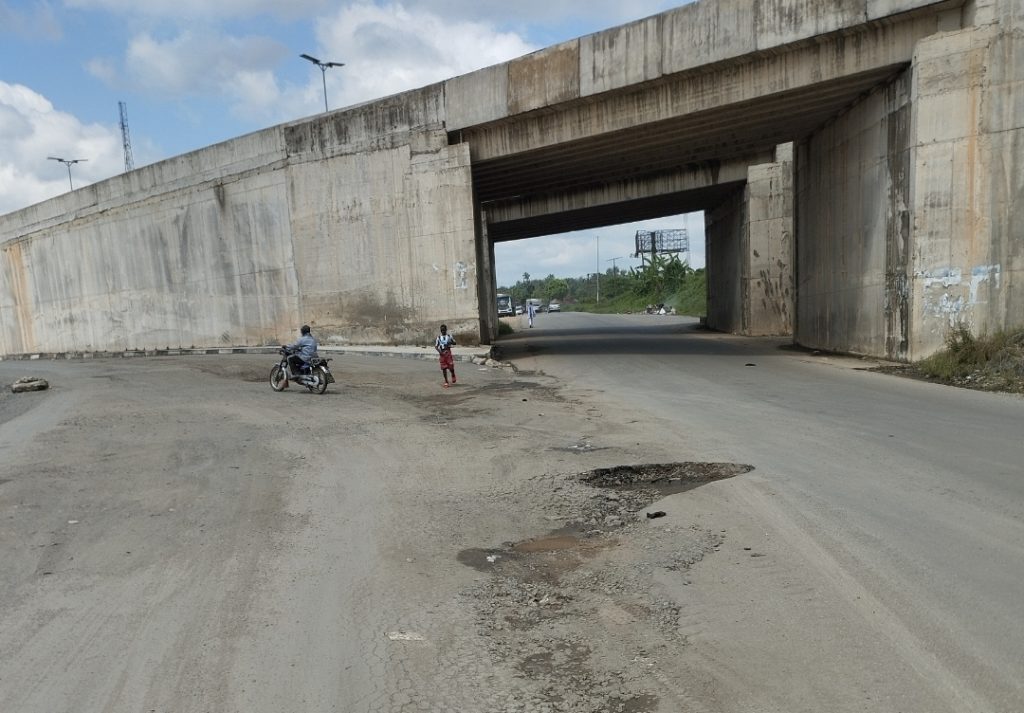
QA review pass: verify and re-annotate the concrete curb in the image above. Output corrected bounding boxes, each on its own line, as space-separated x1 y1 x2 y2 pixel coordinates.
0 345 488 364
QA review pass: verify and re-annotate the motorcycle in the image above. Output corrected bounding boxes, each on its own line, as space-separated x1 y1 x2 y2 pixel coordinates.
269 347 335 394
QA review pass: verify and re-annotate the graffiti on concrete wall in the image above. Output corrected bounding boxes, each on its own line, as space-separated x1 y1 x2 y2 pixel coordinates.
917 264 1001 326
431 260 471 290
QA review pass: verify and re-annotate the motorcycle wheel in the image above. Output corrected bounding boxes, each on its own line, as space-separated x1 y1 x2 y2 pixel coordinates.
269 365 288 392
312 366 329 394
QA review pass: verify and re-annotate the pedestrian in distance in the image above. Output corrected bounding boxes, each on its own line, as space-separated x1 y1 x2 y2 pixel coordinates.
435 324 457 387
527 301 536 328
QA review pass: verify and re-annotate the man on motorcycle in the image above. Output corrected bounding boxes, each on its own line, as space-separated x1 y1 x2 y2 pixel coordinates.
286 325 318 377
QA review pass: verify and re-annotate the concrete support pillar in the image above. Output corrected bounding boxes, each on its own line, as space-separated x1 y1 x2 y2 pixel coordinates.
746 144 795 336
476 208 498 344
705 187 746 334
795 73 913 359
705 145 794 336
906 0 1024 358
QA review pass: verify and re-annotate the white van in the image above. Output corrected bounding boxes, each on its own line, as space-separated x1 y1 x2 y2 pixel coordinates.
497 293 515 317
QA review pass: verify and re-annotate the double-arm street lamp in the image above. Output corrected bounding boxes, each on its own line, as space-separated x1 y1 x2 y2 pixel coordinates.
300 53 345 113
47 156 87 191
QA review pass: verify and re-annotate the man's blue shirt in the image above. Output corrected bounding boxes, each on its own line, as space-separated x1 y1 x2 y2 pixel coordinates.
291 334 318 361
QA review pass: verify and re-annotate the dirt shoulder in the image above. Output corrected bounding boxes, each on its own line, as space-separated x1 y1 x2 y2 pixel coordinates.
0 354 756 713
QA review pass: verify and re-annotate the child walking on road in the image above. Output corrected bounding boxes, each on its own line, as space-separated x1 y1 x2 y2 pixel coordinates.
435 324 457 387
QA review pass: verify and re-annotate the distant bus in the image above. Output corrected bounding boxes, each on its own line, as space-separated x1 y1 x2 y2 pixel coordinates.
496 293 515 317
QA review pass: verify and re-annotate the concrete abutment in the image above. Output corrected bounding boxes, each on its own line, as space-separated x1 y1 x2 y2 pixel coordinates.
1 0 1020 361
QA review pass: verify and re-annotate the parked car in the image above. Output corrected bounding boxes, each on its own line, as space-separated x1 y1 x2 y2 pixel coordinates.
515 305 524 315
547 301 561 312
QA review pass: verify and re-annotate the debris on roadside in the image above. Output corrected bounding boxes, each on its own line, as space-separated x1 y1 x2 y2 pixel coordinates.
11 376 49 393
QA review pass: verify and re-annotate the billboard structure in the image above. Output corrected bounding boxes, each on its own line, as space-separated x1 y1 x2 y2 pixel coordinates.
634 228 689 267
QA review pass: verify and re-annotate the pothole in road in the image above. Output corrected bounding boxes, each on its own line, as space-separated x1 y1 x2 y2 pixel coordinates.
581 461 753 495
458 460 752 711
459 462 752 577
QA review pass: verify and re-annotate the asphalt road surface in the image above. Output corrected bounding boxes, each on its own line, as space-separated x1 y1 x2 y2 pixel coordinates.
502 312 1024 712
1 314 1021 712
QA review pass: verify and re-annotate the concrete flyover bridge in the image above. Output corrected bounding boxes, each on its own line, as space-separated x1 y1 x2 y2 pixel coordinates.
1 0 1021 360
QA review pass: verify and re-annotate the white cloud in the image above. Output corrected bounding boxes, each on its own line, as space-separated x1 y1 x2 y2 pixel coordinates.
86 29 290 120
64 0 329 20
229 69 282 113
0 0 62 40
0 82 123 216
63 0 682 27
85 57 118 84
405 0 683 29
123 31 287 96
313 3 536 109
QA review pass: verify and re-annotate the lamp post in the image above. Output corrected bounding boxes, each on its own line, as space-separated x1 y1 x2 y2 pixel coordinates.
595 235 600 303
47 156 87 191
300 54 345 112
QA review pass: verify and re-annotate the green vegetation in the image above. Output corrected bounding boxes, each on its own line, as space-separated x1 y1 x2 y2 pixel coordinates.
497 321 515 336
498 255 706 317
915 325 1024 392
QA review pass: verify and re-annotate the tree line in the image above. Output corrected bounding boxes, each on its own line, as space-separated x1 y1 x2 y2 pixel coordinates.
498 253 706 316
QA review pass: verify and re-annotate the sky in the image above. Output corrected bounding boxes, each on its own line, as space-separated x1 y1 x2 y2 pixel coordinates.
0 0 702 285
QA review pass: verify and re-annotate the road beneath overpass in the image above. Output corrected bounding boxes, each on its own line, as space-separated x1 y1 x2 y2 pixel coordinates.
500 311 1024 710
1 315 1021 712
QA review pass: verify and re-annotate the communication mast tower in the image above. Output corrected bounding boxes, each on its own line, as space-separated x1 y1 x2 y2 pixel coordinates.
118 101 134 172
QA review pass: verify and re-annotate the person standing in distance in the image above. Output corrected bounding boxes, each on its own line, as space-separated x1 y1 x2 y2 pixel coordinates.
527 301 537 328
435 324 457 387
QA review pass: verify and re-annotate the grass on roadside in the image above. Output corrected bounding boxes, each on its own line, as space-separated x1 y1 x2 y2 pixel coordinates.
916 325 1024 391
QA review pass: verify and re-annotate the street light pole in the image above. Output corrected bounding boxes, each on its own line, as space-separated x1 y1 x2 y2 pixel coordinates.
595 235 600 303
47 156 87 191
300 54 345 112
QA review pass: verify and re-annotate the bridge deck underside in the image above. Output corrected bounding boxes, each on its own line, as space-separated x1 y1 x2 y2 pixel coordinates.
487 182 744 242
470 65 904 240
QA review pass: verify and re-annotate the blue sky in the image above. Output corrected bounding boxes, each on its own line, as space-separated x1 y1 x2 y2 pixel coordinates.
0 0 702 285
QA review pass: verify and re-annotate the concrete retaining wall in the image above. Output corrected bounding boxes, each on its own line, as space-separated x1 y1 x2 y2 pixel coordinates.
0 86 480 355
0 130 299 354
